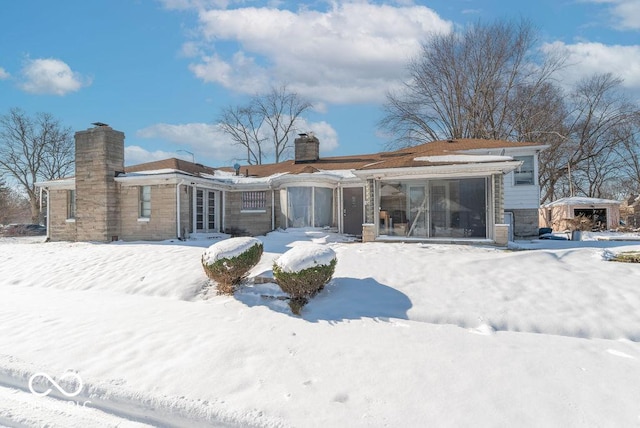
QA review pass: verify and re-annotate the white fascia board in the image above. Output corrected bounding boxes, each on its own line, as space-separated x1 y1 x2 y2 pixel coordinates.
337 176 366 186
352 161 524 180
115 173 233 190
223 182 274 192
35 178 75 189
270 173 346 188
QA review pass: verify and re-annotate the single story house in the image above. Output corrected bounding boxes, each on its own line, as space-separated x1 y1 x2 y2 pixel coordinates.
37 124 548 244
539 196 621 231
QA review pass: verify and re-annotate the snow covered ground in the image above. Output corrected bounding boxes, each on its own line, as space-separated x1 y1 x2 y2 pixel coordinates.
0 229 639 427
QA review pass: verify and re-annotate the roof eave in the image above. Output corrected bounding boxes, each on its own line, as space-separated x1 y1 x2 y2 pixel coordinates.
353 160 524 180
35 178 75 189
461 144 551 155
115 172 234 190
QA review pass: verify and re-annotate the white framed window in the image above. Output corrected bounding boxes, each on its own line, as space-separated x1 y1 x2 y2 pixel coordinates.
139 186 151 218
242 191 267 211
514 155 535 185
67 190 76 220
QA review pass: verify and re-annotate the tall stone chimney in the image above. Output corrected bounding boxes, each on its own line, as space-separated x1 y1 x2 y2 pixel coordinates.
74 123 124 241
294 133 320 163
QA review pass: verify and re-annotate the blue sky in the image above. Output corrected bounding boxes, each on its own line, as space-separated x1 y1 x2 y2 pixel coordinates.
1 0 639 167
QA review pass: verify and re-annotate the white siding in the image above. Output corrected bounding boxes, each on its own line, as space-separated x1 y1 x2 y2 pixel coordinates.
504 150 541 209
504 172 540 209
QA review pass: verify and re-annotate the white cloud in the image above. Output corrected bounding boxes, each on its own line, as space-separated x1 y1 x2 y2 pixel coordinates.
544 41 640 89
19 58 90 95
124 146 179 166
295 119 339 154
187 2 452 103
135 119 340 165
610 0 640 29
189 51 269 94
0 67 9 80
583 0 640 30
136 122 245 164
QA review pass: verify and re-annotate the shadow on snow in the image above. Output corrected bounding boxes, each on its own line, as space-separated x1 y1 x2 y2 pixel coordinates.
235 276 413 323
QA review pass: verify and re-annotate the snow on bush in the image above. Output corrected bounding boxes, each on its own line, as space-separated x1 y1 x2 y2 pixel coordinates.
273 244 337 314
201 237 263 295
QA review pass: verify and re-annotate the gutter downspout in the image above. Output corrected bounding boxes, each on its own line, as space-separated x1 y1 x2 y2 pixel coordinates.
176 180 186 239
41 187 50 241
337 184 343 234
271 188 276 231
220 190 225 233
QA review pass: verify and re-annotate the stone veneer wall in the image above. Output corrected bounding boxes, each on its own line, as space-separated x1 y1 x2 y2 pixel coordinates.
509 208 540 239
294 135 320 163
120 184 177 241
47 189 77 241
224 191 274 236
364 179 375 225
493 174 504 225
74 126 124 242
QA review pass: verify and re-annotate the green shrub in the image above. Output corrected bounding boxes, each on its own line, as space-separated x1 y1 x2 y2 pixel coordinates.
273 246 337 314
202 238 263 295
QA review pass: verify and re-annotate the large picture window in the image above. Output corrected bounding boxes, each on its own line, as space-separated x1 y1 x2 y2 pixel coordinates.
286 186 334 228
139 186 151 218
378 178 487 238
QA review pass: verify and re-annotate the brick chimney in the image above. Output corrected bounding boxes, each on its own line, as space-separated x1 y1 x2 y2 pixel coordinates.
294 133 320 163
74 123 124 241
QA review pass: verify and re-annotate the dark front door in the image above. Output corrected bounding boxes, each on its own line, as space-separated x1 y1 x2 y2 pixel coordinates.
342 187 364 235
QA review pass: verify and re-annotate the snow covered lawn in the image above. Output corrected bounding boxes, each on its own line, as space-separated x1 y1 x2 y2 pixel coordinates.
0 230 639 427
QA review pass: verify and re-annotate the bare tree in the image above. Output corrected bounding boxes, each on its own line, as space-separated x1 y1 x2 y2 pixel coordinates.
0 179 30 224
615 115 640 194
218 105 266 165
0 108 74 222
218 85 312 164
380 19 564 147
538 73 639 203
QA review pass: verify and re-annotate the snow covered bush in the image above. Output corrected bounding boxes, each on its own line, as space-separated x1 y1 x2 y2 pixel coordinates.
611 251 640 263
201 237 263 295
273 245 337 315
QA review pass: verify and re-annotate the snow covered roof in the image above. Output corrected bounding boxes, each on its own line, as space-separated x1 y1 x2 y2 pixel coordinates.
543 197 621 208
34 177 76 188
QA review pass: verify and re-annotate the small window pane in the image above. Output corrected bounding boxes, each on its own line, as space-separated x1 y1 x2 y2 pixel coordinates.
67 190 76 219
139 186 151 218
